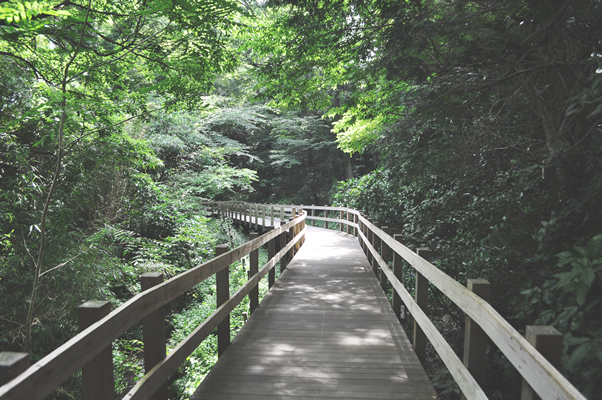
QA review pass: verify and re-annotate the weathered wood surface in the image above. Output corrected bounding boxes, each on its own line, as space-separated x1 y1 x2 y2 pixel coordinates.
192 226 437 400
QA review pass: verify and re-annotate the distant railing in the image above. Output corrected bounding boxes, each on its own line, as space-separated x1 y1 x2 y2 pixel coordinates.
210 202 585 400
0 209 307 400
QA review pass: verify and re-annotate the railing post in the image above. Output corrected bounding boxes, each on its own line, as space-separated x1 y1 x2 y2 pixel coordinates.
324 206 329 229
301 212 306 245
288 220 295 261
414 248 430 366
280 218 289 271
392 234 404 324
461 279 490 400
311 205 315 226
359 214 366 251
339 210 344 231
249 203 253 229
366 218 374 265
254 204 259 231
275 223 283 268
249 233 259 314
248 203 251 228
371 221 380 276
380 226 391 293
0 352 29 386
280 206 284 224
353 213 357 236
270 205 275 227
521 326 563 400
141 272 167 400
216 244 230 356
365 218 372 258
266 227 276 288
346 210 350 234
294 215 301 252
78 300 114 400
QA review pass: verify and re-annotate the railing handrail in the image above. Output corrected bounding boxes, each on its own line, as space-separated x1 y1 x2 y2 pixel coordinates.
0 211 306 400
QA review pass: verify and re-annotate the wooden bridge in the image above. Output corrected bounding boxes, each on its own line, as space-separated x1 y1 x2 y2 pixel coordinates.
0 203 586 400
192 225 436 399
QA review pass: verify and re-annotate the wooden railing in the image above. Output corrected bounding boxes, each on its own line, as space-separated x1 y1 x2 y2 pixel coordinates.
211 202 585 400
1 201 586 400
0 210 307 400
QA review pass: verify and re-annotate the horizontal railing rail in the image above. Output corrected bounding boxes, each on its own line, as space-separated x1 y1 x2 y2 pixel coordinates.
0 211 306 400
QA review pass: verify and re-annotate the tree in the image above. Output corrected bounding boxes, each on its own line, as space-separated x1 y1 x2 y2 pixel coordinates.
243 0 602 396
1 0 243 352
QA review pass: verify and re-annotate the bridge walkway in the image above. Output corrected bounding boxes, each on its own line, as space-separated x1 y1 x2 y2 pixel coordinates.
192 226 438 400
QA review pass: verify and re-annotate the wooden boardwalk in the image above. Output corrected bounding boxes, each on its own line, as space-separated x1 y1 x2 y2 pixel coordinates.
192 226 438 400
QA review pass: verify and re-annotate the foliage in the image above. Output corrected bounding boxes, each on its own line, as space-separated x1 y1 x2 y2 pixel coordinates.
2 0 601 398
551 235 602 397
333 136 602 397
247 1 602 397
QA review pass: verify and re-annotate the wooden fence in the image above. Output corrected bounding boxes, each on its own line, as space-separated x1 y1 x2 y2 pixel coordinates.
0 201 586 400
213 202 585 400
0 211 307 400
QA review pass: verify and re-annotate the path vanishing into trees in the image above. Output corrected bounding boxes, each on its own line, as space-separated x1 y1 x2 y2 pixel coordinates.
0 203 587 400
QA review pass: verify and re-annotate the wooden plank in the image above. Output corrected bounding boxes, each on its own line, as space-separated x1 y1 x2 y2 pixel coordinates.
358 216 584 400
78 301 114 400
141 273 167 400
380 226 391 292
462 278 490 398
414 248 430 366
249 232 259 314
216 245 230 356
0 353 29 386
392 234 404 323
521 326 563 400
267 227 276 288
280 220 288 271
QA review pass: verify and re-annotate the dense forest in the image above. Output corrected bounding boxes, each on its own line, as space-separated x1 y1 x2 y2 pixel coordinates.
1 0 601 399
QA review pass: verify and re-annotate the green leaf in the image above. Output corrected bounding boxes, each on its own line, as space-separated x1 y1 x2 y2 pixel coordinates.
566 335 590 346
586 103 602 119
567 342 591 370
575 284 588 306
582 268 595 287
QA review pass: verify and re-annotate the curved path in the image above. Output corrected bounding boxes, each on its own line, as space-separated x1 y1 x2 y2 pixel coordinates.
192 226 438 400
